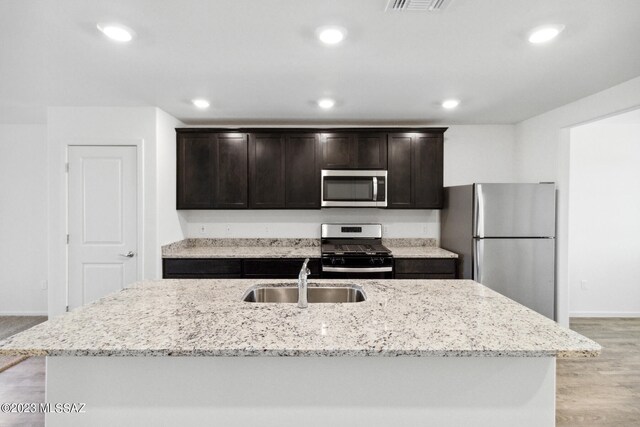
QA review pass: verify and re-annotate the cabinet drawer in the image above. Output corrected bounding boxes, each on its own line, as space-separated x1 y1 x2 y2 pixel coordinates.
163 258 242 278
394 258 456 275
243 258 321 278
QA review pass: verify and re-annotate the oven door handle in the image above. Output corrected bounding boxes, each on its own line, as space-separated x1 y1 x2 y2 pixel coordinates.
322 266 393 273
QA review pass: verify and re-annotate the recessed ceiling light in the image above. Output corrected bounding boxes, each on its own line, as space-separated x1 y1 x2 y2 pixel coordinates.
316 26 347 45
192 99 210 109
442 99 460 109
317 98 336 109
528 25 565 44
96 23 135 43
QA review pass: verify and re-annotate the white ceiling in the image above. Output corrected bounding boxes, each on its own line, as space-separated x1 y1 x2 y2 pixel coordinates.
1 0 640 125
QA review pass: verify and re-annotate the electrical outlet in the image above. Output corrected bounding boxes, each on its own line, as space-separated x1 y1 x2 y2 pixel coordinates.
200 225 206 235
41 280 48 290
580 280 588 290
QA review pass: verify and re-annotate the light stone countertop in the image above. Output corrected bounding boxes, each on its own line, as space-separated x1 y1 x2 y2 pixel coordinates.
161 238 458 259
0 279 599 358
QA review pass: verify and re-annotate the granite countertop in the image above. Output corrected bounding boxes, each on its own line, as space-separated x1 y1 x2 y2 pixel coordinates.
162 238 321 259
161 238 458 259
0 279 599 358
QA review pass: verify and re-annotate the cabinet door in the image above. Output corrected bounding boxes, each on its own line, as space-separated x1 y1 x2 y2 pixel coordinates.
243 258 321 278
387 134 413 208
177 133 215 209
285 134 320 208
249 134 285 208
320 133 355 169
162 258 242 278
214 133 248 209
394 258 456 279
356 133 387 169
413 135 443 209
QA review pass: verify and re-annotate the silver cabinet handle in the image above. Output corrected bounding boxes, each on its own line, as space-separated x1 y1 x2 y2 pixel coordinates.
119 251 135 258
322 266 392 273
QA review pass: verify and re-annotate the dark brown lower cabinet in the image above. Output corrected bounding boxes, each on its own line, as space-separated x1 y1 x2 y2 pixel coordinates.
164 257 456 280
162 258 320 279
163 259 242 278
243 258 321 278
394 258 457 279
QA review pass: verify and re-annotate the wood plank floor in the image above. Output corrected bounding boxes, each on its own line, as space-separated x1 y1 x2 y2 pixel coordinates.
0 317 47 427
557 318 640 426
0 317 638 426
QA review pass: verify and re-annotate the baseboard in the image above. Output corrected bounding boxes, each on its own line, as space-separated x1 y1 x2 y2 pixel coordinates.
0 311 48 316
570 311 640 318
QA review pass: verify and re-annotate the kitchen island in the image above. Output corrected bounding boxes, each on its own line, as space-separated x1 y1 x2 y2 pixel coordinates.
0 279 599 426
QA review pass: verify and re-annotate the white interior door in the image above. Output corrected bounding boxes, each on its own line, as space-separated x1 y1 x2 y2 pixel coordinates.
68 145 138 310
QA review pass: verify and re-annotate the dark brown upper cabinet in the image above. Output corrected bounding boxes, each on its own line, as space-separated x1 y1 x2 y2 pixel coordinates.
320 132 387 169
285 134 320 208
388 132 444 209
249 134 285 208
176 127 444 210
177 132 248 209
177 133 216 209
213 133 248 209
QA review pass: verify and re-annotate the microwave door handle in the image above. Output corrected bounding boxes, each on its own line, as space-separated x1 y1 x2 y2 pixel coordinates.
372 177 378 201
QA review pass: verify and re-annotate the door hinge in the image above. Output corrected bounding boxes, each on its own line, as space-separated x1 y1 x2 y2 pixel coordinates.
65 162 69 173
66 234 69 244
66 305 69 312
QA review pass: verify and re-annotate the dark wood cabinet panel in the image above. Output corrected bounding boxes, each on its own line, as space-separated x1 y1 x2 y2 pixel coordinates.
320 133 354 169
243 258 321 278
413 135 443 209
214 134 248 209
394 258 456 279
320 132 388 169
285 134 320 208
162 258 320 279
387 135 413 208
177 134 215 209
355 133 387 169
387 133 444 209
249 134 285 208
162 258 242 278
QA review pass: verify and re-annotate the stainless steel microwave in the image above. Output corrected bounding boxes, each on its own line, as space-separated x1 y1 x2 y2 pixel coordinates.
321 170 387 207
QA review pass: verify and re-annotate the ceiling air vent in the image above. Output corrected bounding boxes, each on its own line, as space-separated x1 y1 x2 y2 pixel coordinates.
385 0 452 12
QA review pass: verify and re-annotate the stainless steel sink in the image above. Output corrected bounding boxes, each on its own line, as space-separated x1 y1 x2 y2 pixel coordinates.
242 284 366 303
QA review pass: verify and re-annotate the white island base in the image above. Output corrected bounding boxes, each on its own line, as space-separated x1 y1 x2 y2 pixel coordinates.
46 356 555 427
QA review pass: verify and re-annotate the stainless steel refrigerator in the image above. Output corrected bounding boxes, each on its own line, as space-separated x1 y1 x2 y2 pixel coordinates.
441 183 556 320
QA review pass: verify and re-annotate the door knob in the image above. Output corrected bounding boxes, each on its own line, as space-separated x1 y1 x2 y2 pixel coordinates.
119 251 135 258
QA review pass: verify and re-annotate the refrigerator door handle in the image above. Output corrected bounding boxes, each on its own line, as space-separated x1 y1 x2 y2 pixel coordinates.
474 239 483 283
474 184 485 238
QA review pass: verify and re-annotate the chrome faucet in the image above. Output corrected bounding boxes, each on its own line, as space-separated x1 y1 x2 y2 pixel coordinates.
298 258 311 308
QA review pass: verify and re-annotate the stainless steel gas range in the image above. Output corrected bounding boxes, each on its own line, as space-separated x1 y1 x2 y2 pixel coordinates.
320 224 393 279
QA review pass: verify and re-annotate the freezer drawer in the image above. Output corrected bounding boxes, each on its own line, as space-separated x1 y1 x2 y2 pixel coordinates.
474 238 555 320
474 183 556 238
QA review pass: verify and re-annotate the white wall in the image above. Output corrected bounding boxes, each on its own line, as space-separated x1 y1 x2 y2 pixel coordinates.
155 109 187 276
0 125 48 315
443 125 516 186
568 122 640 317
47 107 160 317
184 209 440 239
514 75 640 326
180 125 517 241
